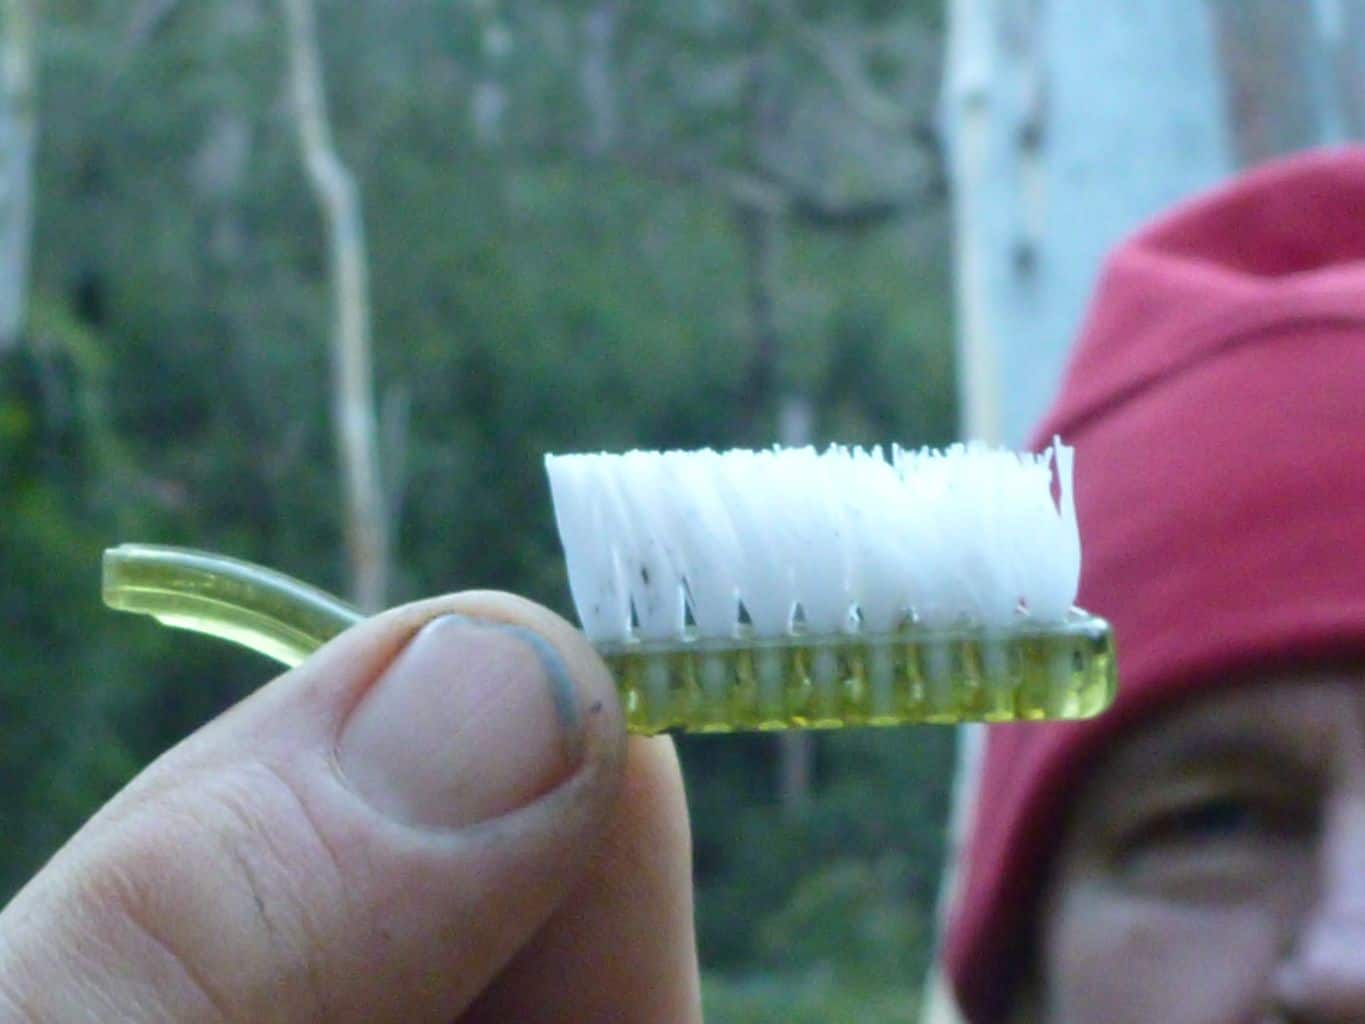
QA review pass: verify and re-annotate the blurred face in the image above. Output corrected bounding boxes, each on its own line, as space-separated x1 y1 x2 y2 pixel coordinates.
1037 669 1365 1024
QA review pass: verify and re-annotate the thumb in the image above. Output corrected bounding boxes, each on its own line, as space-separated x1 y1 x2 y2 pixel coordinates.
0 593 627 1022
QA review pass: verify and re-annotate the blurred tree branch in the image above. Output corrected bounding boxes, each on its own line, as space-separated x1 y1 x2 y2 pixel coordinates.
280 0 389 611
0 0 35 352
519 2 942 235
579 1 620 155
123 0 182 56
537 140 942 232
771 0 927 135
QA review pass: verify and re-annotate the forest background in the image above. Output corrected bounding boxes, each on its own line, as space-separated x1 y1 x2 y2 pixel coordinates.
7 1 1362 1020
1 1 955 1020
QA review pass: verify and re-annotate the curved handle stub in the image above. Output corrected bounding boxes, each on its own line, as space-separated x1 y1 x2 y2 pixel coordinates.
102 544 363 668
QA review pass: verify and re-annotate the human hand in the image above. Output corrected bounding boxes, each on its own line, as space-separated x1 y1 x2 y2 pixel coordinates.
0 593 701 1022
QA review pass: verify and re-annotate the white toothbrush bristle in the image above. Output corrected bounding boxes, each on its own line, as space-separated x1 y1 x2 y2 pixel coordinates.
544 454 631 641
712 449 799 635
544 441 1082 643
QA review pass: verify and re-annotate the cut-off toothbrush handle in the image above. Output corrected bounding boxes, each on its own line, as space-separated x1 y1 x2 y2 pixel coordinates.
103 544 364 667
101 544 1117 734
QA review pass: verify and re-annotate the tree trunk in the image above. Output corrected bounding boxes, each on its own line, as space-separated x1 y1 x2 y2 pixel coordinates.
734 194 815 815
943 0 1232 449
280 0 389 612
579 1 619 156
775 399 813 815
1208 0 1359 164
733 19 817 815
0 0 36 353
471 6 509 148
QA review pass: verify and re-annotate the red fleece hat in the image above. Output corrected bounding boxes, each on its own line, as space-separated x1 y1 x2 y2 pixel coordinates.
944 147 1365 1023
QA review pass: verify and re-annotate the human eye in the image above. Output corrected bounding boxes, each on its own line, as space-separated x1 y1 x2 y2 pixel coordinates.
1127 793 1270 848
1111 783 1315 897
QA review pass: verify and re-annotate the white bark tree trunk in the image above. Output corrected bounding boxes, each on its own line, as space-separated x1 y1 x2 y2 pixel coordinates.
0 0 36 353
281 0 389 612
945 0 1233 449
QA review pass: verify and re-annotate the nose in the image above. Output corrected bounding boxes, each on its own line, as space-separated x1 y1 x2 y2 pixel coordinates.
1272 916 1365 1022
1270 799 1365 1022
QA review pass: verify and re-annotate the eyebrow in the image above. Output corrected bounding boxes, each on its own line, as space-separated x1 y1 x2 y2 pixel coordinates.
1106 728 1321 786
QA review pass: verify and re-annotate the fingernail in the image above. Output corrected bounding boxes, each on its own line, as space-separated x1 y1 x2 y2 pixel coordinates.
338 614 584 830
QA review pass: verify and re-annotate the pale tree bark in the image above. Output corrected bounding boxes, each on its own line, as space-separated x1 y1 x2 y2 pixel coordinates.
123 0 181 56
190 0 258 265
1336 1 1365 137
280 0 389 612
471 2 509 148
0 0 36 353
944 0 1231 450
1209 0 1356 164
579 1 619 156
776 7 926 135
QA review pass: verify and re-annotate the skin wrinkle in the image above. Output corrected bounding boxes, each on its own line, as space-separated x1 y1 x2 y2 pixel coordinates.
87 762 346 1022
76 854 234 1024
218 825 272 936
255 755 356 952
20 879 134 1021
206 760 344 1021
0 951 43 1024
118 895 234 1023
179 781 288 936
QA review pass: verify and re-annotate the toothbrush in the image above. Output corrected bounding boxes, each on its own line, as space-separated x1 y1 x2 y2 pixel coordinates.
102 440 1116 735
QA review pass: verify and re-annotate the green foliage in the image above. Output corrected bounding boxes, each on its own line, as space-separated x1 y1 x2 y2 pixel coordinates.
4 0 954 1008
686 727 955 979
703 971 921 1024
759 855 926 981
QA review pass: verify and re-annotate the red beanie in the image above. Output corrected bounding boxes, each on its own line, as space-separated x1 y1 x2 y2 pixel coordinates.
943 146 1365 1023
